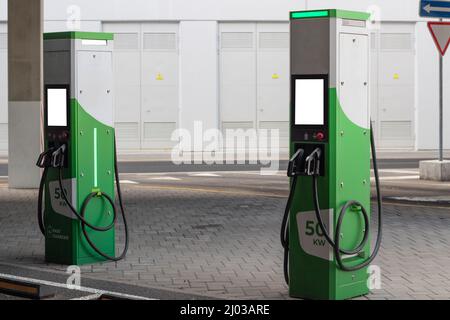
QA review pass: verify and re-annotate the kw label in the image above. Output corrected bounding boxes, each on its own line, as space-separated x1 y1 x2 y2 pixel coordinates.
49 179 78 219
297 210 333 261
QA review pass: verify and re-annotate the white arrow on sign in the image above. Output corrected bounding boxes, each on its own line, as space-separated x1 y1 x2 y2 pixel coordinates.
428 22 450 55
424 3 450 13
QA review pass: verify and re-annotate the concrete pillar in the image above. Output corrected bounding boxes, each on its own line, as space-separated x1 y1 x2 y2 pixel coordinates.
7 0 43 188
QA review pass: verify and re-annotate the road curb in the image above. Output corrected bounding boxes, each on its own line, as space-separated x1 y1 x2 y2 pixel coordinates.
382 196 450 207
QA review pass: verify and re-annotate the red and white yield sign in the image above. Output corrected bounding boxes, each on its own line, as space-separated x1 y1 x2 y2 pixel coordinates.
428 21 450 56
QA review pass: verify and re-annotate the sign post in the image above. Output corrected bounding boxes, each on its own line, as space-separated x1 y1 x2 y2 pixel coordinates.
440 38 443 161
419 3 450 180
427 21 450 161
420 1 450 161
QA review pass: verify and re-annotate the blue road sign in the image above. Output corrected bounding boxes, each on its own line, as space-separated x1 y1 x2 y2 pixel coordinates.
420 1 450 18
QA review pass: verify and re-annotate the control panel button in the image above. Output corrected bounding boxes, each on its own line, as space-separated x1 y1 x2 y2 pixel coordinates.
61 131 69 140
315 132 325 141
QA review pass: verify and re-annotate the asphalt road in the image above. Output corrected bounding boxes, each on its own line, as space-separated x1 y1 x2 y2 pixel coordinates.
0 158 422 176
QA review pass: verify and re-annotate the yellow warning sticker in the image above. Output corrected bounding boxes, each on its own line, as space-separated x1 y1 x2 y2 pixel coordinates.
156 73 164 81
393 73 399 80
272 73 279 80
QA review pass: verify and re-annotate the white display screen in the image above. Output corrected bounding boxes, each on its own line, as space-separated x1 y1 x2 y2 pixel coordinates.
295 79 325 126
47 88 68 127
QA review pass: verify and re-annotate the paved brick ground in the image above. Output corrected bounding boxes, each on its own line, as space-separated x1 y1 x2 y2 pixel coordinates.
0 180 449 300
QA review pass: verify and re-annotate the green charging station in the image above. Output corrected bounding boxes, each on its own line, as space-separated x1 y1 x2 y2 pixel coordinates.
281 10 383 300
37 32 128 265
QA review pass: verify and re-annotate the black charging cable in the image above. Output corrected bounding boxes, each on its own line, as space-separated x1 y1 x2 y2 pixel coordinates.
281 148 304 285
37 147 56 235
310 124 382 271
36 138 129 262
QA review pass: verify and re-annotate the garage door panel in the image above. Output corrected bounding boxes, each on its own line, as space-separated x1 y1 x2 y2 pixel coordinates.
371 23 416 149
220 54 256 123
114 33 140 50
220 23 257 132
379 52 414 86
257 52 288 85
221 84 256 122
143 32 177 51
257 85 288 119
114 85 141 122
256 24 289 138
259 121 289 149
140 24 179 149
379 85 415 121
257 51 288 122
114 52 140 85
221 52 256 84
142 121 177 150
141 50 178 124
115 122 140 149
219 22 289 150
142 85 178 122
104 22 180 150
141 52 178 86
379 120 414 149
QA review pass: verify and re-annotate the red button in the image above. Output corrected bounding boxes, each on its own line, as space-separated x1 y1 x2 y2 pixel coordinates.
316 132 325 141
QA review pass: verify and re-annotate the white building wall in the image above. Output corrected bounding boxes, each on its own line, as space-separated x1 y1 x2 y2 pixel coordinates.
307 0 426 22
0 22 7 151
0 1 5 21
40 0 302 21
34 0 433 22
179 21 219 148
0 0 449 151
44 20 102 33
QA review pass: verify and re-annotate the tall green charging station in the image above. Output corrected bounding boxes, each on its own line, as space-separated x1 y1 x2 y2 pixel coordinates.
281 10 382 300
37 32 128 265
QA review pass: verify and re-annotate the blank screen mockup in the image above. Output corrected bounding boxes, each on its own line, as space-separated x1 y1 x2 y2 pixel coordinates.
295 79 325 126
47 88 68 127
